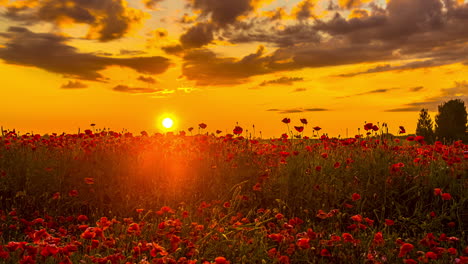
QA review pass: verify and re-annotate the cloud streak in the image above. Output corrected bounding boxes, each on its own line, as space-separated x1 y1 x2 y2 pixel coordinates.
0 27 171 81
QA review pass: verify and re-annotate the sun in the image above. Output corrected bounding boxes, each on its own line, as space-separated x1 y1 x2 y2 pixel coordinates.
162 117 174 129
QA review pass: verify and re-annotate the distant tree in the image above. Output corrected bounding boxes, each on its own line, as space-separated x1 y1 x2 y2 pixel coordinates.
434 99 468 143
416 109 435 144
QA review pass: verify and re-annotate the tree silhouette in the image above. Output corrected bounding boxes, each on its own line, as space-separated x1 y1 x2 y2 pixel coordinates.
416 109 435 144
434 99 468 143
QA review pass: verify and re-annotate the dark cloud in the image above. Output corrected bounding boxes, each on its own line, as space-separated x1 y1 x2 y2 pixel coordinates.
143 0 165 10
138 76 157 84
161 44 185 55
267 108 329 114
338 0 372 10
294 0 316 20
337 88 399 99
187 0 258 26
0 27 171 81
61 80 88 89
179 22 215 48
410 86 424 92
205 0 468 84
182 46 274 85
386 81 468 112
2 0 144 42
224 21 322 47
120 49 147 56
292 88 307 92
260 77 304 86
113 85 161 94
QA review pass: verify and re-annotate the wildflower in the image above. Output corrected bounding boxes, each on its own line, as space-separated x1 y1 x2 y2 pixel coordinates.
68 190 78 197
434 188 442 196
364 123 373 131
282 118 291 124
399 126 406 134
233 126 243 135
77 215 88 222
84 178 94 184
297 238 310 249
320 249 331 257
373 232 384 246
215 257 227 264
398 243 414 257
313 126 322 131
294 126 304 132
426 251 438 260
321 153 328 158
300 118 308 125
441 193 452 200
407 136 415 141
352 193 361 201
385 219 394 226
199 123 207 129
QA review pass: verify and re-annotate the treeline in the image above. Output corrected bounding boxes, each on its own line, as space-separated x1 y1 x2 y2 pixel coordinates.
416 99 468 144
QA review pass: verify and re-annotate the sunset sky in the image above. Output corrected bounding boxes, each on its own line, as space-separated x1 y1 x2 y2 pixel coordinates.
1 0 467 138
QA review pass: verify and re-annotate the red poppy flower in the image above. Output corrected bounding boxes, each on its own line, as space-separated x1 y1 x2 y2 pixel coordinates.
313 126 321 131
373 232 384 246
216 130 222 134
425 251 437 260
282 118 291 124
352 193 361 201
385 219 394 226
320 248 331 257
294 126 304 132
68 190 78 197
398 243 414 257
364 123 373 131
321 153 328 158
300 118 308 125
84 178 94 185
434 188 442 196
188 127 194 132
399 126 406 134
297 238 310 249
233 126 243 135
199 123 207 129
215 257 227 264
441 193 452 200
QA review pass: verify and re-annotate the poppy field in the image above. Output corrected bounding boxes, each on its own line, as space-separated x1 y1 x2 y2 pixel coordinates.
0 121 467 264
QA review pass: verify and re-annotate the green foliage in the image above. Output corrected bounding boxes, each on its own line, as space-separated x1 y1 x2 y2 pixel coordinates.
416 108 435 144
435 99 468 143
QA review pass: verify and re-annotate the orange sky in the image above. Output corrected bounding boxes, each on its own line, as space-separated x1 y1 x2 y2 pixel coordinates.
0 0 467 138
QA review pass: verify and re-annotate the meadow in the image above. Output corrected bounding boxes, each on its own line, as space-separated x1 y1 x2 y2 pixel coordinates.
0 121 467 264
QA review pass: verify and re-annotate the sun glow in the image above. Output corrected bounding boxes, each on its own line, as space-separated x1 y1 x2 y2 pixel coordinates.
162 117 174 129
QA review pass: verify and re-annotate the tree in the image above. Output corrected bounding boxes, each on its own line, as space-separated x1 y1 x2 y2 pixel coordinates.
416 109 435 144
434 99 468 143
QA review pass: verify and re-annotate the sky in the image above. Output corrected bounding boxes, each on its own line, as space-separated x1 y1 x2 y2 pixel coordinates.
0 0 467 138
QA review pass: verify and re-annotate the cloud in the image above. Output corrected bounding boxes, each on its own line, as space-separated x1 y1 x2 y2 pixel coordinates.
211 0 468 83
143 0 165 10
292 88 307 92
338 88 400 98
338 0 372 9
410 86 424 92
0 27 171 81
187 0 260 27
182 46 274 85
267 107 329 113
293 0 316 20
138 75 157 84
120 49 147 56
259 76 304 86
113 85 162 94
1 0 145 42
179 22 215 48
61 80 88 89
385 81 468 112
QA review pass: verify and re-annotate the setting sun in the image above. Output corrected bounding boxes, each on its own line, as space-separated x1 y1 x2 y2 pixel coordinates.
162 117 174 129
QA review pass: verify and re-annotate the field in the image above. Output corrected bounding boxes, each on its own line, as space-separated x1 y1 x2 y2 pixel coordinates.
0 124 467 264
